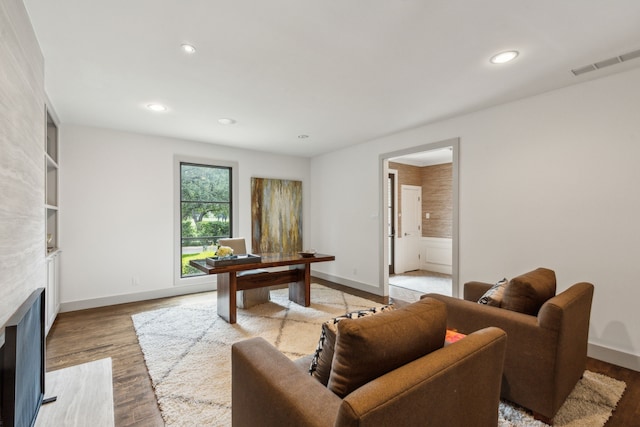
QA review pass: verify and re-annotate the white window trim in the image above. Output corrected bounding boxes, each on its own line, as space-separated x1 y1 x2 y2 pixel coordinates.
173 155 239 287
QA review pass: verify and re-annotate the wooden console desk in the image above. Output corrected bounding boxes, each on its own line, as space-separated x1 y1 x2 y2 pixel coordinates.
190 253 335 324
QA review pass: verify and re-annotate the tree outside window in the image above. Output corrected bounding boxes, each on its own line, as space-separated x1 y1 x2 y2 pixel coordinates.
180 163 232 277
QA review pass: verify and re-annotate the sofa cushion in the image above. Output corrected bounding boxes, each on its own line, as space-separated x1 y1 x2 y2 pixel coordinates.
327 297 446 398
478 278 508 306
309 305 394 386
502 268 556 315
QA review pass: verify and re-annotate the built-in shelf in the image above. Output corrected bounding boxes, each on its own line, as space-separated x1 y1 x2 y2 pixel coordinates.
46 112 58 162
44 103 60 334
45 152 58 168
45 109 58 254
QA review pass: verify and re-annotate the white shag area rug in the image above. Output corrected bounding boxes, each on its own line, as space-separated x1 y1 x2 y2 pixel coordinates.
132 284 626 427
497 370 625 427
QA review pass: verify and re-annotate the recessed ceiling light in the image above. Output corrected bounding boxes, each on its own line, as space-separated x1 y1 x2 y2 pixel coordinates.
181 44 196 54
298 134 309 139
218 118 236 125
490 50 519 64
146 103 167 112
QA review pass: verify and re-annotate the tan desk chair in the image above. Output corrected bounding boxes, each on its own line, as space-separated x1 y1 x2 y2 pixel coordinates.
218 237 270 308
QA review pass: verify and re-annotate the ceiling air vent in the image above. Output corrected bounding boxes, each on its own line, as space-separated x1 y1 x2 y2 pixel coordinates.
620 49 640 62
571 48 640 76
571 64 597 76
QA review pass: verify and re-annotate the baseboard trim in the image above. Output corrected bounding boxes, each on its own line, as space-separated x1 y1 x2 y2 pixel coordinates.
312 271 385 296
59 270 380 313
59 283 217 313
588 343 640 372
421 262 452 275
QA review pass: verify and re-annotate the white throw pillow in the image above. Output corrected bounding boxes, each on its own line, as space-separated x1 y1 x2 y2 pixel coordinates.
478 278 508 307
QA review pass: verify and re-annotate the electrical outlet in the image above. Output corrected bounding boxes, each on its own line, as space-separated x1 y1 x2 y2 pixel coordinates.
132 276 140 286
353 268 358 276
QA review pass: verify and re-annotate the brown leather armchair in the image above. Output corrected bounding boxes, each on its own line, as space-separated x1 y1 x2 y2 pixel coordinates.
424 268 594 423
232 298 508 427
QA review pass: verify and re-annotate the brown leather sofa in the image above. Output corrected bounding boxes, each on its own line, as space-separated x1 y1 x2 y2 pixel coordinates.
232 298 507 427
424 268 594 423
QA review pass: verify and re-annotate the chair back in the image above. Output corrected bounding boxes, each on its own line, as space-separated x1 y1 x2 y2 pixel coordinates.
218 237 248 255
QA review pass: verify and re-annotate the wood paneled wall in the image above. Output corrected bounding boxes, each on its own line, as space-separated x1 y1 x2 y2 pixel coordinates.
389 162 452 239
0 0 46 329
422 163 452 238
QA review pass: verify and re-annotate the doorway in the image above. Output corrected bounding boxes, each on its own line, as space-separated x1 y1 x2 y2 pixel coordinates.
400 184 421 272
379 138 459 298
387 172 397 275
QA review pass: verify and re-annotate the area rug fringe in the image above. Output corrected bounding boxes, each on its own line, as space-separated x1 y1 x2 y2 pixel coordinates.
132 284 625 427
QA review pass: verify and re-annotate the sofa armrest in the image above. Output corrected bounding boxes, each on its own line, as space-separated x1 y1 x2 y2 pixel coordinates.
538 282 594 331
463 281 493 302
537 282 594 414
424 293 540 334
232 337 341 427
335 327 507 427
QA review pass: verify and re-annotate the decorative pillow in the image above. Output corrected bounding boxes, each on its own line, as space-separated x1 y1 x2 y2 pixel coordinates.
327 297 446 398
309 305 394 386
478 278 508 306
502 268 556 315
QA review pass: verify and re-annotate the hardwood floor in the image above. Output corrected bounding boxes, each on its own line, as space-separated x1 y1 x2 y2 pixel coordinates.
583 358 640 426
45 280 639 427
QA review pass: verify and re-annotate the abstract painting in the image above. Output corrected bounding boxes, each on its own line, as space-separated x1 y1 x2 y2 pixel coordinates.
251 178 302 254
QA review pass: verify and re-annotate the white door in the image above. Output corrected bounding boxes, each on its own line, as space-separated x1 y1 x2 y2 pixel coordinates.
400 185 421 272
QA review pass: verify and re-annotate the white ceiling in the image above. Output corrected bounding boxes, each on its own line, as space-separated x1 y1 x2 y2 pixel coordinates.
23 0 640 158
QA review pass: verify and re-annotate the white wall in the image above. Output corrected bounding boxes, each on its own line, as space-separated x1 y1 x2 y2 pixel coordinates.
310 144 382 291
0 0 45 329
311 66 640 369
59 125 311 309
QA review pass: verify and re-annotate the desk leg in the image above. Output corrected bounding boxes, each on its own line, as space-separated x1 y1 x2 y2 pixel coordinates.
217 272 237 324
288 264 311 307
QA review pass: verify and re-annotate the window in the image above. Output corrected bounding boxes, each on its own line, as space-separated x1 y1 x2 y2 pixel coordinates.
178 161 233 279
